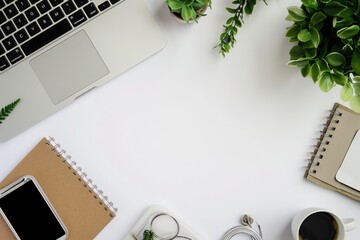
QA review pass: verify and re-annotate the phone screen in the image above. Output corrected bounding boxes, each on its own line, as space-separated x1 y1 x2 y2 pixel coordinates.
0 178 66 240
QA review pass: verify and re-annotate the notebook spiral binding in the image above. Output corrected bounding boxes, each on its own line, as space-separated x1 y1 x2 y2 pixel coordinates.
306 108 343 175
45 136 118 217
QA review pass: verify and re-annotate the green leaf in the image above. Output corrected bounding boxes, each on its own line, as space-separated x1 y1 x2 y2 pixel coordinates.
352 49 360 75
331 71 347 85
244 2 254 14
309 11 326 28
288 58 310 68
337 25 360 39
196 0 210 5
301 0 318 8
353 76 360 82
333 18 354 29
338 8 353 19
226 7 236 14
0 98 21 125
353 82 360 95
325 52 345 67
324 1 347 16
317 58 330 72
301 63 311 77
181 5 193 22
286 24 301 38
340 83 353 101
318 72 334 92
183 0 194 5
310 62 320 82
319 0 331 3
298 29 312 42
289 45 305 60
287 6 307 22
305 48 317 58
350 95 360 112
309 28 320 48
167 0 184 10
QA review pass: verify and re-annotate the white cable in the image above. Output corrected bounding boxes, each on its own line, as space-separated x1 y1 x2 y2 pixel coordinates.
223 215 263 240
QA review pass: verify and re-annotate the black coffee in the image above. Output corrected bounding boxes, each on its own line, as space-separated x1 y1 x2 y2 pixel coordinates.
299 212 338 240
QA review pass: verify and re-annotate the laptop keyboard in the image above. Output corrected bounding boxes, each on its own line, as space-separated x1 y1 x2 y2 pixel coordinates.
0 0 122 72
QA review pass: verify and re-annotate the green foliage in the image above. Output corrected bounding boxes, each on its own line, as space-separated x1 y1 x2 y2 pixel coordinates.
285 0 360 112
214 0 267 57
166 0 211 23
142 230 155 240
0 98 21 124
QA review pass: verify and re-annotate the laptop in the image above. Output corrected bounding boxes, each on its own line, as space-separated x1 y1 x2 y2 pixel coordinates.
0 0 166 143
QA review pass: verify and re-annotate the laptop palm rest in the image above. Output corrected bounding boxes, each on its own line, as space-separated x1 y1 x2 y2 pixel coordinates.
30 30 109 104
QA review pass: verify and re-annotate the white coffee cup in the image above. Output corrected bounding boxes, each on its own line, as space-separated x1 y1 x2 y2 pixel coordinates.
291 207 356 240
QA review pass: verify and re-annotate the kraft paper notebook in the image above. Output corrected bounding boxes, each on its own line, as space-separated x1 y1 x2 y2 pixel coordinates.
0 137 117 239
305 103 360 201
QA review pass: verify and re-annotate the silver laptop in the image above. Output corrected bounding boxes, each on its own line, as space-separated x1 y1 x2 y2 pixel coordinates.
0 0 166 142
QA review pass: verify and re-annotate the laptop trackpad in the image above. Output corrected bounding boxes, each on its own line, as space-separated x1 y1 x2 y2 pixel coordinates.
30 30 109 104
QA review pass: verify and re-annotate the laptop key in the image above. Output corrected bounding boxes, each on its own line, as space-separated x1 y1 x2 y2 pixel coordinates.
49 7 64 22
2 35 16 50
73 0 87 7
0 43 4 54
0 11 6 25
38 14 52 29
21 18 71 55
4 4 18 19
5 0 14 5
25 6 40 21
0 55 9 70
109 0 120 4
68 9 86 27
15 0 30 11
13 13 28 28
98 1 110 11
14 28 29 43
0 0 4 9
83 3 97 18
61 0 76 15
36 0 51 14
25 21 40 36
6 47 24 64
1 21 16 35
49 0 63 7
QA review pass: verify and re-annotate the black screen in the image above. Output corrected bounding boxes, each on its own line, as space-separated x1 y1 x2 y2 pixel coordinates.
0 179 66 240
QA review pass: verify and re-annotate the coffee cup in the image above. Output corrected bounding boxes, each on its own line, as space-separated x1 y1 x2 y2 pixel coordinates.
291 207 356 240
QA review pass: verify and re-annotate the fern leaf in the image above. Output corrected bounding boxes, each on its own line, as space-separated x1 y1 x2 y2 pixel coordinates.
0 98 21 124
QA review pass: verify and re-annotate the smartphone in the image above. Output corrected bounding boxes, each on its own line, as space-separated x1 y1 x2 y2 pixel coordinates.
0 175 68 240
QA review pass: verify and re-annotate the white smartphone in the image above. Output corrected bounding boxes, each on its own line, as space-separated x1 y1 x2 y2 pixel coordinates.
0 175 68 240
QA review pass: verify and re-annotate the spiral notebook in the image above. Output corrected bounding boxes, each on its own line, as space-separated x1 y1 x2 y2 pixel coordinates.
305 103 360 201
0 137 117 239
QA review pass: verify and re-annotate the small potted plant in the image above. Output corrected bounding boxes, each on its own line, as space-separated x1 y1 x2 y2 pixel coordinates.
165 0 211 23
286 0 360 112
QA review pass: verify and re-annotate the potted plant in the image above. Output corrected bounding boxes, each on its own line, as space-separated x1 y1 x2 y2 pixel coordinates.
286 0 360 112
165 0 211 23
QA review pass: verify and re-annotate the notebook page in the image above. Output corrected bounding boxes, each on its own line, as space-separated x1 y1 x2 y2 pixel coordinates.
336 130 360 191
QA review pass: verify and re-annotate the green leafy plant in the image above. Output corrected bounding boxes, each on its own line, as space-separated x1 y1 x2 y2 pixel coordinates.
215 0 267 56
0 98 21 124
142 230 155 240
166 0 211 23
286 0 360 112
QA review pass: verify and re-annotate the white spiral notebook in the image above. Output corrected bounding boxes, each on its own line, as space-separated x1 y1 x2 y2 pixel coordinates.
305 103 360 201
0 137 117 239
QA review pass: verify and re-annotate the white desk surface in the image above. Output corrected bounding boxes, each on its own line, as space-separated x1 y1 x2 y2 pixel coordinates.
1 0 359 239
